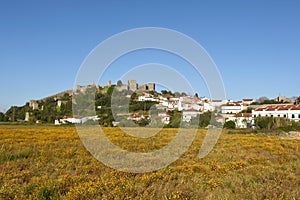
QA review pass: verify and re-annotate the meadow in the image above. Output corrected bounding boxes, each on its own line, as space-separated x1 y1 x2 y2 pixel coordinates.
0 125 299 200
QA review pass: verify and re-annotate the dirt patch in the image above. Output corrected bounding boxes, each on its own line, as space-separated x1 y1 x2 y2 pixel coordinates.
285 131 300 139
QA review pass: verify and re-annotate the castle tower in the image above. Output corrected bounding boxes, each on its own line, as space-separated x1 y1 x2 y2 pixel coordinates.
25 112 29 121
29 100 39 110
148 83 155 91
138 84 147 91
128 80 137 91
108 80 111 87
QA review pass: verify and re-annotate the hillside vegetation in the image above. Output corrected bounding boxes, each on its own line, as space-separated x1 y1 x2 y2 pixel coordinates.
0 126 299 199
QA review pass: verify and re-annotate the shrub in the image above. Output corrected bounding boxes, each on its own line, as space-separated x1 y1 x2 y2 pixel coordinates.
223 120 236 129
255 116 292 130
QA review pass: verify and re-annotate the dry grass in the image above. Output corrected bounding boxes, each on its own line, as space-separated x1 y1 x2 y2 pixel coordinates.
0 125 299 199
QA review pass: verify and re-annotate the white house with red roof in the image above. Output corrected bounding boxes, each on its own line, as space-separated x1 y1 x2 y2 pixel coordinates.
158 112 171 124
221 102 244 114
210 100 229 108
178 96 203 111
127 113 151 121
242 98 254 105
225 113 253 128
252 104 300 122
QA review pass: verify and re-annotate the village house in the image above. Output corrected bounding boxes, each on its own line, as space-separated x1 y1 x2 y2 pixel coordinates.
59 116 84 124
55 115 99 125
225 113 253 128
242 98 254 105
158 112 171 124
210 100 229 108
221 102 244 114
138 95 159 102
178 96 203 111
252 104 300 122
127 113 151 121
182 109 201 123
203 102 215 112
275 96 292 103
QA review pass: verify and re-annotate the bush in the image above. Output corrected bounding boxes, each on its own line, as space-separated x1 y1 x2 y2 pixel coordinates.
255 116 292 130
223 120 236 129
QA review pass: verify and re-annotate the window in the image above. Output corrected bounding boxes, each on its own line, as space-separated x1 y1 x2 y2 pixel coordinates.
298 114 300 118
278 115 280 117
284 114 287 118
253 115 256 118
292 114 295 119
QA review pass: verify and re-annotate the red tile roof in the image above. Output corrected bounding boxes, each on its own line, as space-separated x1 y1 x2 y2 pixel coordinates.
222 102 241 107
255 107 265 111
212 100 222 102
255 104 300 111
235 113 252 117
291 105 300 110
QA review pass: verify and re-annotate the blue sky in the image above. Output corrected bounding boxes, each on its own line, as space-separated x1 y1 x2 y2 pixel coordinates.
1 1 300 111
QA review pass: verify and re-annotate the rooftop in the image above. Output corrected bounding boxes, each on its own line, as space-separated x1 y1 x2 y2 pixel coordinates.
254 104 300 111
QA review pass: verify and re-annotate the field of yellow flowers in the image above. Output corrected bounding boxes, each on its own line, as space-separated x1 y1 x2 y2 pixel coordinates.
0 125 299 199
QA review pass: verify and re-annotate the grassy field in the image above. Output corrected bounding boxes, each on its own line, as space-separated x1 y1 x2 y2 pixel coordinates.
0 125 299 199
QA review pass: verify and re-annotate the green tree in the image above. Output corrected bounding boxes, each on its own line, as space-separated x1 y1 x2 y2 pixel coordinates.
0 112 8 122
255 116 273 129
198 111 212 128
241 107 253 113
5 105 30 122
149 115 164 128
129 101 158 112
161 90 174 96
130 92 137 101
168 110 182 128
138 118 150 127
295 96 300 104
223 120 236 129
255 116 292 130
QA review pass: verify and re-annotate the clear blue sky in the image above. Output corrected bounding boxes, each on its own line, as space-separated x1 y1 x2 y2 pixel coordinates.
1 0 300 112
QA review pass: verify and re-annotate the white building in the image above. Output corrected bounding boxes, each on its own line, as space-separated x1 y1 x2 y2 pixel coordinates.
182 109 201 122
225 113 253 128
61 116 83 124
252 104 300 122
221 102 244 114
169 97 179 102
203 102 215 112
242 98 254 105
178 96 203 111
210 100 229 108
57 100 68 107
55 115 99 125
158 112 171 124
127 113 150 121
138 95 159 102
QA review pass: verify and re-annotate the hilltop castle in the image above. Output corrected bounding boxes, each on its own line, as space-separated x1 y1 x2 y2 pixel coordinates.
114 80 155 92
